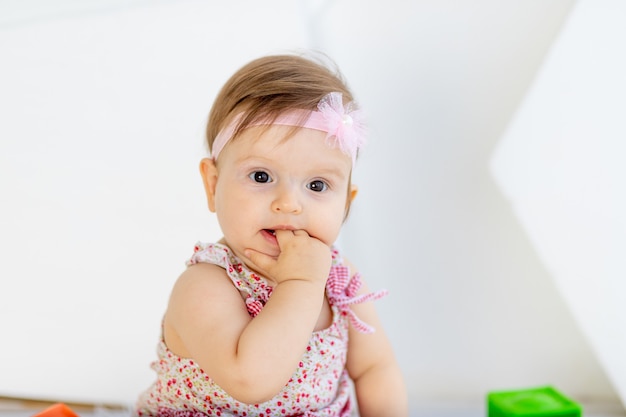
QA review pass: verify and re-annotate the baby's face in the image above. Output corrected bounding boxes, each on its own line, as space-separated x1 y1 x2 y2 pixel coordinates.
211 124 355 265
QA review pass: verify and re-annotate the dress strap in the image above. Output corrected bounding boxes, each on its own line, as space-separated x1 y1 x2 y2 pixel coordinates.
187 242 273 317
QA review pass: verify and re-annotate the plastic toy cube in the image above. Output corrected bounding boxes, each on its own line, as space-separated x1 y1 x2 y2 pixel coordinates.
487 386 582 417
32 403 80 417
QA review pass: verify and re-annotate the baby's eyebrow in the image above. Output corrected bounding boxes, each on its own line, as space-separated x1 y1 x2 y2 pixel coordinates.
234 154 270 165
314 166 346 178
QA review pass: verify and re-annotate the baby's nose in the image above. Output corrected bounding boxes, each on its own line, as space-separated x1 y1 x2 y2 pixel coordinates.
271 187 302 214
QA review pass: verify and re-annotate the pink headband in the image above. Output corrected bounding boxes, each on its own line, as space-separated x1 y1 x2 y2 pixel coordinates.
211 92 366 164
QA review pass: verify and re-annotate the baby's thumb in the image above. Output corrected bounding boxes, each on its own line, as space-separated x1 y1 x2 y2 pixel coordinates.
244 249 273 275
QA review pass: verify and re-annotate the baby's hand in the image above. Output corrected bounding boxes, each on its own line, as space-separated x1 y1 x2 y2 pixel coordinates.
245 230 331 287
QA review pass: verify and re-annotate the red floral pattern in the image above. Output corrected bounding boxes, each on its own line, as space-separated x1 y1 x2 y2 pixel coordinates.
136 242 385 416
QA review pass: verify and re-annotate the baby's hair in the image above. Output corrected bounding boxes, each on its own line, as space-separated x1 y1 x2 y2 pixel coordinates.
205 52 354 155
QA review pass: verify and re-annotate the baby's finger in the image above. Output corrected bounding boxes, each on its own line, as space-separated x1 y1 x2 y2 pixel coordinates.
273 229 295 246
274 229 296 237
243 249 275 275
274 229 309 243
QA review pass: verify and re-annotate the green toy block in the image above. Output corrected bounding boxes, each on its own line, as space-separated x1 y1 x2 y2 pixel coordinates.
487 386 582 417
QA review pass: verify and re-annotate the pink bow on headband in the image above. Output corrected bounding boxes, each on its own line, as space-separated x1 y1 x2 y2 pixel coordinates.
317 92 367 163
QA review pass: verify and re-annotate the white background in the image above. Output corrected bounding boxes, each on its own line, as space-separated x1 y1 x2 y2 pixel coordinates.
1 0 624 413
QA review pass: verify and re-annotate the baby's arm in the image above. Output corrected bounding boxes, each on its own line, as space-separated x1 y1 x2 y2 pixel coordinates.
163 230 330 405
344 260 408 417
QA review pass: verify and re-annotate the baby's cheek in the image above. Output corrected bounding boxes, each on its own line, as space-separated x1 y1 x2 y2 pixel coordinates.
325 218 346 245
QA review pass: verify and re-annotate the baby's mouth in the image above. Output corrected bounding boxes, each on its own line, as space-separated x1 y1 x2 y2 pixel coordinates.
264 229 276 236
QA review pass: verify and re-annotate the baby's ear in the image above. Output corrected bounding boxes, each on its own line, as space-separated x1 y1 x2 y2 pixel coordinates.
343 184 359 221
199 158 218 212
349 184 359 203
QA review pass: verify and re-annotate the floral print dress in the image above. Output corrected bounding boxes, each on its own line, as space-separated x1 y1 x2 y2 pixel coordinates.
135 242 386 417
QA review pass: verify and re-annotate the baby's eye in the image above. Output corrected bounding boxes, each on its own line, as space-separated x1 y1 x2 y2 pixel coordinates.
249 171 272 183
307 180 328 192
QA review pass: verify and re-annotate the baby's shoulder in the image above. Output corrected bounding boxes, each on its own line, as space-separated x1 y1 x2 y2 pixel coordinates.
170 261 238 304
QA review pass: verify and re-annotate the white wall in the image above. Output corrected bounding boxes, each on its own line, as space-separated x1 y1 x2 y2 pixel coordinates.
318 0 620 408
491 0 626 407
0 0 309 404
0 0 622 412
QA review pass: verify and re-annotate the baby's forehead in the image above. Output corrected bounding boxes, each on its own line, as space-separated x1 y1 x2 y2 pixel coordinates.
239 125 335 152
231 126 352 170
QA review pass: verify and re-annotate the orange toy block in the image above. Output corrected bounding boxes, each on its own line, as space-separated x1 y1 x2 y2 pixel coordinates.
32 403 80 417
